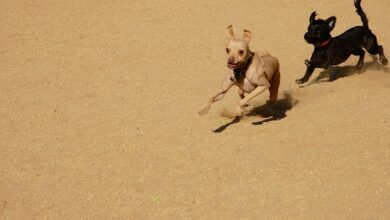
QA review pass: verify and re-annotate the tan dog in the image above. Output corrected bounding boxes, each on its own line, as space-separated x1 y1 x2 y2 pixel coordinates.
199 25 281 117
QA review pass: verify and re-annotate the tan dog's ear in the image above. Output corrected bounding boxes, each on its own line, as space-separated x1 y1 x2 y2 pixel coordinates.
243 29 252 44
226 25 235 39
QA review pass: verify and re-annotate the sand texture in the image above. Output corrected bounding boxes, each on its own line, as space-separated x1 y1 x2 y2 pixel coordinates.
1 0 390 219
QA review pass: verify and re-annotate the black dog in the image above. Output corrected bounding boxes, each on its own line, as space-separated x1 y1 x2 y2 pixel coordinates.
296 0 388 84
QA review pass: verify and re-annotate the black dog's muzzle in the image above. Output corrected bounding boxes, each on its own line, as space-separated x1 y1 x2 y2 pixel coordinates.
304 32 315 44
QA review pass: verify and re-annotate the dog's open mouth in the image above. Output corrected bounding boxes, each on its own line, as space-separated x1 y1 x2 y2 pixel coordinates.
227 62 239 69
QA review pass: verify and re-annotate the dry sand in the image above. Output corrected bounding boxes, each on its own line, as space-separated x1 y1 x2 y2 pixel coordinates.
1 0 390 219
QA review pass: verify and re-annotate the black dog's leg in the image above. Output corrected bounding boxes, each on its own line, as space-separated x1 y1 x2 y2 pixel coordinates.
352 49 365 69
328 66 339 81
378 46 388 66
296 62 316 84
364 33 388 66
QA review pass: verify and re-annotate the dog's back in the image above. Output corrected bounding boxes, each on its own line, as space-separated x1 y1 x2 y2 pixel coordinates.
256 50 271 57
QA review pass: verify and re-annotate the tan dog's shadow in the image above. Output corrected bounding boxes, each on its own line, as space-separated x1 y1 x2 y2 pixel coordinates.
302 57 389 87
212 117 241 133
213 92 298 132
251 92 298 125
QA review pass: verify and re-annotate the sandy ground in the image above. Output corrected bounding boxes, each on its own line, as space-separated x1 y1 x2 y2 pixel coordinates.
1 0 390 219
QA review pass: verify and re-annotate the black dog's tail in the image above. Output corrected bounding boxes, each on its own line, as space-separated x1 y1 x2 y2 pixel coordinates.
354 0 369 29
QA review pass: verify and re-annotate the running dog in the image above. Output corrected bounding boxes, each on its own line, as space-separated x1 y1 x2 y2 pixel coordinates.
296 0 388 84
199 25 280 117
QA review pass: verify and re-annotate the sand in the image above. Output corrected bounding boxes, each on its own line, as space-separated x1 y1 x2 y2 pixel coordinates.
1 0 390 219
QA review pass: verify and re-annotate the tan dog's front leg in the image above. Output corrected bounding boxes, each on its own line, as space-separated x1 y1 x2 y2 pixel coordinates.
199 77 234 115
238 89 245 99
236 85 268 116
199 90 227 115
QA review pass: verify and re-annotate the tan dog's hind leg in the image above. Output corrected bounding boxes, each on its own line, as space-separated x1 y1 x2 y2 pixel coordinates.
269 69 280 103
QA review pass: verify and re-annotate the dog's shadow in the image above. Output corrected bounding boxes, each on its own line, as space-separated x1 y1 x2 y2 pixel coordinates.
212 117 241 133
213 92 298 133
251 92 298 125
303 57 389 87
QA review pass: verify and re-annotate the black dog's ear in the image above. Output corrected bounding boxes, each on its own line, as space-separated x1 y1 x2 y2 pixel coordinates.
326 16 337 31
309 11 317 23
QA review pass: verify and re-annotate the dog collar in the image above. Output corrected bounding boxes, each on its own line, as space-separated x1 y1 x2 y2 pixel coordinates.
318 38 332 47
231 52 254 81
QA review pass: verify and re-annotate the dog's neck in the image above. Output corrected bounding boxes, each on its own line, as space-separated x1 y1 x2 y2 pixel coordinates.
316 38 332 48
232 51 254 81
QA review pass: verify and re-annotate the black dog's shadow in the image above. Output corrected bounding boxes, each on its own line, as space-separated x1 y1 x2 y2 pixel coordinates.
303 57 389 87
213 92 298 133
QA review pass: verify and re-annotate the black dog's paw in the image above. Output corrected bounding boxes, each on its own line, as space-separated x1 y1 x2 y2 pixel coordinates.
356 62 364 72
380 55 388 66
295 77 308 84
328 75 336 82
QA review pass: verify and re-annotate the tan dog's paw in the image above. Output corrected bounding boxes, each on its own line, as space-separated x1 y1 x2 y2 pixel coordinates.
238 100 253 111
242 104 253 112
235 106 244 117
235 104 253 117
198 106 210 115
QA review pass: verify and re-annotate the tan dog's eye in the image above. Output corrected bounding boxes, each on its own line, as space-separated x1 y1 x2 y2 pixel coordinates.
239 50 245 56
226 48 230 53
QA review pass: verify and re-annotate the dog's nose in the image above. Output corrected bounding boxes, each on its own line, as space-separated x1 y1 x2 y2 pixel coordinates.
304 33 312 43
229 56 235 63
304 33 309 40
